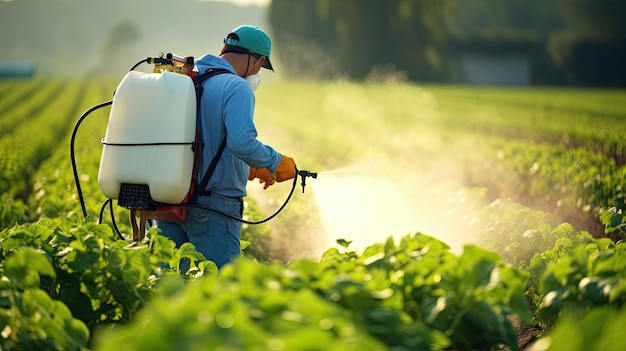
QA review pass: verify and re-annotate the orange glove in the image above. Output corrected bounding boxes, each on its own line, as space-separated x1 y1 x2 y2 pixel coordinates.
248 167 276 189
275 155 296 182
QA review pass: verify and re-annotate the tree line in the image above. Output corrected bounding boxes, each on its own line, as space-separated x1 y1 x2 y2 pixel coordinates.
268 0 626 87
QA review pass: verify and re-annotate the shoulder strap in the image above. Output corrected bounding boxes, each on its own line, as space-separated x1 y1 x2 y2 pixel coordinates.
192 68 232 197
196 138 226 196
192 68 231 109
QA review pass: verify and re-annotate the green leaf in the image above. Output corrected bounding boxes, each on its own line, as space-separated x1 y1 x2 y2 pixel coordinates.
337 239 353 249
367 308 401 325
198 260 219 277
509 292 533 322
178 242 206 262
149 232 177 264
4 247 56 289
240 239 251 254
58 283 99 321
106 247 127 269
65 318 90 347
122 251 152 284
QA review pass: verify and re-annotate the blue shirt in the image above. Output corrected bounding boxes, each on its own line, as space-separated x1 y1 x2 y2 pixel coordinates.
194 54 281 199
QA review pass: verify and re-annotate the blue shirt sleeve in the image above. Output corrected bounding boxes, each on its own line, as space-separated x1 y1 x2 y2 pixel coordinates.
221 78 282 172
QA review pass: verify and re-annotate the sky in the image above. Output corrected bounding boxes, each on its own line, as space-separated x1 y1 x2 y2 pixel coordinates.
200 0 270 7
0 0 270 3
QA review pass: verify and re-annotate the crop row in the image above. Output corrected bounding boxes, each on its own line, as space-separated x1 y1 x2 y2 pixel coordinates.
26 80 119 222
0 79 625 350
0 80 88 199
461 138 626 239
0 80 67 138
253 81 626 241
2 208 626 350
430 86 626 163
2 80 624 252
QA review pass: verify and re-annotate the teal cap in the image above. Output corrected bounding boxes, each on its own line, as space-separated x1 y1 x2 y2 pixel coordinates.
224 25 274 71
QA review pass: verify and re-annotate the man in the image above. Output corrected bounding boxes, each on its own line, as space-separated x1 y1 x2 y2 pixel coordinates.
157 25 296 269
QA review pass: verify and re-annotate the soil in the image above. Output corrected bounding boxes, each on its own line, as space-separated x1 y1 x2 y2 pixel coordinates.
510 316 543 351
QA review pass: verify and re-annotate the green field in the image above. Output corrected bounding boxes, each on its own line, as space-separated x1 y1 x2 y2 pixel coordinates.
254 81 626 255
1 78 625 350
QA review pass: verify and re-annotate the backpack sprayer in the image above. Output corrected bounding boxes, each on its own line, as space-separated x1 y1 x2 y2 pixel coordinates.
70 52 317 241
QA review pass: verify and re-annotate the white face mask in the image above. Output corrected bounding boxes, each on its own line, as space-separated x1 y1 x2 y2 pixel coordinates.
246 74 261 92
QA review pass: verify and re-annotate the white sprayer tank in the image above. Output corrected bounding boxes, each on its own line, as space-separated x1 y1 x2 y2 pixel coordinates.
98 70 196 204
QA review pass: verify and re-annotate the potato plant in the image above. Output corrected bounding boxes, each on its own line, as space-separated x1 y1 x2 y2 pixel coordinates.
1 79 625 349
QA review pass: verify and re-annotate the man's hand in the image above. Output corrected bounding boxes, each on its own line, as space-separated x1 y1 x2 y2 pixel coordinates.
276 155 296 182
248 167 276 189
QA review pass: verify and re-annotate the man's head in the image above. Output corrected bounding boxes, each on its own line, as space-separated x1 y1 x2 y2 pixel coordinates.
221 25 274 73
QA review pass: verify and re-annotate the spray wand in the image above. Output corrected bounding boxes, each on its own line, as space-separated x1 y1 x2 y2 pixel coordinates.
297 170 318 193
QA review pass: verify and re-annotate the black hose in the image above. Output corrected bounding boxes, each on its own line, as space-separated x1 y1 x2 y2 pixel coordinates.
129 58 149 72
98 198 124 240
108 198 124 239
96 169 300 241
71 100 112 217
152 168 301 225
98 198 107 223
74 103 301 233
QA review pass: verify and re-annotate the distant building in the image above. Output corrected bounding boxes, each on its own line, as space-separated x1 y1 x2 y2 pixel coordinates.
459 53 530 86
447 35 543 86
0 61 36 78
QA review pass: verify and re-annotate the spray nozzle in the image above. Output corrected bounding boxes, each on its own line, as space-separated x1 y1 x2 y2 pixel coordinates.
297 169 318 193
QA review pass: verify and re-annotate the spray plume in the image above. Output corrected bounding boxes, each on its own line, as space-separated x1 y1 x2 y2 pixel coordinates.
308 157 485 254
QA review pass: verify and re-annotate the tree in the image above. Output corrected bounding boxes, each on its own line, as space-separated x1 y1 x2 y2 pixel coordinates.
90 19 141 77
549 0 626 86
268 0 455 81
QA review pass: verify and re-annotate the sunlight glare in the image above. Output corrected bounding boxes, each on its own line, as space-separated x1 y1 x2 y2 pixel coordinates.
311 164 481 254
